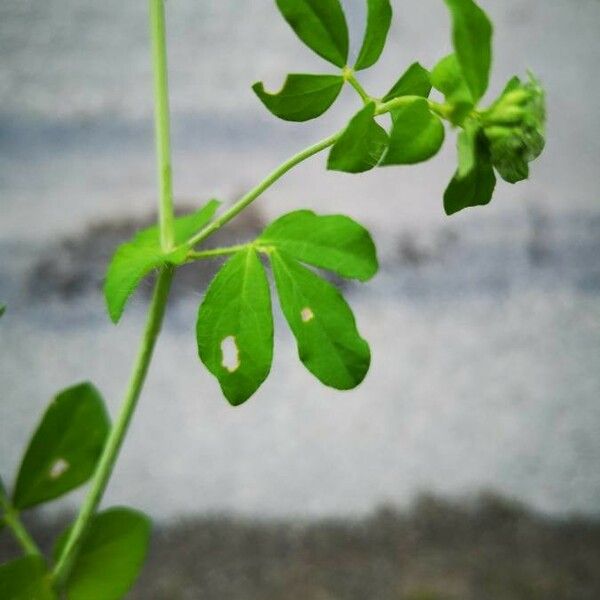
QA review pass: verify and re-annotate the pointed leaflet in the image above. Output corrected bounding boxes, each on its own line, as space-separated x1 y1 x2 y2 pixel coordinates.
104 199 220 323
253 74 343 122
380 98 445 165
275 0 349 67
430 54 474 125
354 0 393 71
0 556 55 600
258 210 378 281
327 103 389 174
270 251 370 390
383 62 432 102
54 508 150 600
12 383 109 510
444 0 492 102
197 248 273 406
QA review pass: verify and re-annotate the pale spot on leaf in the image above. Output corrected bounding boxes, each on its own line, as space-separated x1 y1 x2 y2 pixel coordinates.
301 307 314 323
49 458 70 479
221 335 240 373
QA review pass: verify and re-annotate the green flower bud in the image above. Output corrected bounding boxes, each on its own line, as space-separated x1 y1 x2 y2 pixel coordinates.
481 73 546 183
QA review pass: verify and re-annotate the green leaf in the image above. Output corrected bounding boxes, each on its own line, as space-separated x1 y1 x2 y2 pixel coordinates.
275 0 349 67
197 248 273 406
383 62 432 102
0 304 5 319
457 119 481 178
252 74 344 122
258 210 378 281
54 507 150 600
327 102 389 174
444 0 493 102
0 556 55 600
12 383 109 510
270 250 370 390
354 0 393 71
380 98 445 165
444 158 496 216
430 54 474 124
104 200 220 323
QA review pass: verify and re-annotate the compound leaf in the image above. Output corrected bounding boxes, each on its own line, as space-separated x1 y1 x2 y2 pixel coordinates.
104 200 220 323
197 248 273 406
258 210 378 281
383 62 432 102
444 158 496 215
0 556 55 600
252 74 344 122
327 102 389 174
430 54 474 124
270 250 370 390
444 0 493 101
275 0 349 67
354 0 393 71
12 383 109 510
54 507 150 600
380 98 445 165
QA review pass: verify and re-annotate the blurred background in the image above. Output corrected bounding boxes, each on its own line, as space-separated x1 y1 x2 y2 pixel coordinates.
1 0 599 597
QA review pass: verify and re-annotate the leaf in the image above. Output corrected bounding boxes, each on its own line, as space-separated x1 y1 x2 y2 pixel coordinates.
54 507 150 600
12 383 109 510
252 74 344 122
104 200 220 323
430 54 474 124
444 0 493 102
327 102 389 174
380 98 445 165
258 210 378 281
196 248 273 406
270 250 370 390
0 304 5 319
354 0 393 71
383 62 432 102
275 0 349 67
0 556 55 600
457 119 481 178
444 158 496 216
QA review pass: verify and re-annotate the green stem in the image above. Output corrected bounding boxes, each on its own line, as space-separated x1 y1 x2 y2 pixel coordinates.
186 131 342 249
52 2 177 585
0 489 42 557
52 267 174 586
187 244 249 261
343 68 371 104
150 0 175 251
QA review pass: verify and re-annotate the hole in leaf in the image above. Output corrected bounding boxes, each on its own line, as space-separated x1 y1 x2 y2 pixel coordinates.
301 307 314 323
221 335 240 373
49 458 70 479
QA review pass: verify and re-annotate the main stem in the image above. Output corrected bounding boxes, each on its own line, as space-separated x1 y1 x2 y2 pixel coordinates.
52 268 173 584
150 0 176 251
52 0 176 585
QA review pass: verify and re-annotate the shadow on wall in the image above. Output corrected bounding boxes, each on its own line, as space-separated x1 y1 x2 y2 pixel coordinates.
2 492 599 599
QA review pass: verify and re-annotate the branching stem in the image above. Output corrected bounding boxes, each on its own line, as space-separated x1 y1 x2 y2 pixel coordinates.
0 488 42 557
343 67 372 104
185 130 342 249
